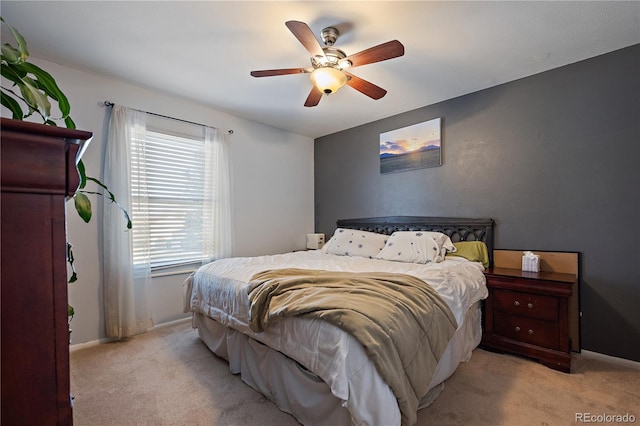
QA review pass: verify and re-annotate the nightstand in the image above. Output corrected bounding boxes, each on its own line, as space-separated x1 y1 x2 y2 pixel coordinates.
482 267 577 373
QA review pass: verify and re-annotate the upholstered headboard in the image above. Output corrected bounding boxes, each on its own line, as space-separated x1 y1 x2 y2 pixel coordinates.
336 216 495 266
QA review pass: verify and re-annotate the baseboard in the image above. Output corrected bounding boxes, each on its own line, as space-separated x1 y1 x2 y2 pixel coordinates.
69 336 114 352
69 316 192 352
149 316 192 330
579 350 640 371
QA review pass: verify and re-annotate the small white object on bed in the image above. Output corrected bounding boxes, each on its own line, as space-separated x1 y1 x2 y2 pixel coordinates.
184 227 488 425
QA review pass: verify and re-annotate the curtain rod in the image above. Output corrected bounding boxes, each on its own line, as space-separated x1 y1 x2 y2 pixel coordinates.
102 101 233 134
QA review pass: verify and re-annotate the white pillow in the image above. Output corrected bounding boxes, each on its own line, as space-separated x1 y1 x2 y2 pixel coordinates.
375 231 456 264
322 228 388 258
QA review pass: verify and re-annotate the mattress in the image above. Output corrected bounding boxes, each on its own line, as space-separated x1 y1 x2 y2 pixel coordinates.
184 250 488 425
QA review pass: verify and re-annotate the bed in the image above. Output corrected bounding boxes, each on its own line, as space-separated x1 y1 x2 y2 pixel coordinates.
183 216 494 425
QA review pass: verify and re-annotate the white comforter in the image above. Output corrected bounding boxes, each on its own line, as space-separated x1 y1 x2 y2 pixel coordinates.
185 250 487 425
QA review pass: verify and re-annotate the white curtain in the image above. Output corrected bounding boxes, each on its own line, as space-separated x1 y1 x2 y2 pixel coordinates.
202 127 233 263
103 105 153 339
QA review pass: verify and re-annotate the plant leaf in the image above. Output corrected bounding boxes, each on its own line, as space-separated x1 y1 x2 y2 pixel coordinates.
16 76 50 119
22 62 71 117
1 62 28 84
64 116 76 129
1 17 29 61
86 175 110 192
1 19 74 128
1 43 21 63
77 159 87 189
67 242 78 284
16 81 37 113
85 176 133 229
80 186 132 230
22 75 52 118
73 192 92 223
1 90 24 119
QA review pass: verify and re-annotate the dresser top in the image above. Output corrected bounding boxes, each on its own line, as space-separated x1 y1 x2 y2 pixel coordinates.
486 267 577 284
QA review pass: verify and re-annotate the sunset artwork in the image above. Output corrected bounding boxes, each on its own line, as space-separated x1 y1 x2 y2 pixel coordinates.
380 117 442 174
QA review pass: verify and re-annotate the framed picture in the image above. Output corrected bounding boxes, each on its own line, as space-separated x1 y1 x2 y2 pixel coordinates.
379 117 442 174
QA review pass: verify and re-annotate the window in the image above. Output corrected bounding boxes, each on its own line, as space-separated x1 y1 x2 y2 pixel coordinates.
103 105 231 337
130 126 213 270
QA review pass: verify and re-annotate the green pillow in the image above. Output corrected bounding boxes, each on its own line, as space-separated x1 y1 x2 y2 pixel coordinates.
447 241 489 268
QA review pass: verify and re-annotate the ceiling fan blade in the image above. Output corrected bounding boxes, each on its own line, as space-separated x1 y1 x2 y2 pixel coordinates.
344 40 405 68
304 86 323 107
250 68 309 77
344 72 387 100
285 21 326 59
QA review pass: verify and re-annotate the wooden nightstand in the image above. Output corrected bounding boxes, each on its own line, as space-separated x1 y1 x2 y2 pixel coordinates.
482 267 577 373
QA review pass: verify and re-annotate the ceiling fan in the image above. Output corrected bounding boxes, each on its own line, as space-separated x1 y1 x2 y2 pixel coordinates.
250 21 405 107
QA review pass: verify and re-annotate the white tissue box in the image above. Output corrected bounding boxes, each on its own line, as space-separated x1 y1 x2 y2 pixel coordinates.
306 233 325 250
522 253 540 272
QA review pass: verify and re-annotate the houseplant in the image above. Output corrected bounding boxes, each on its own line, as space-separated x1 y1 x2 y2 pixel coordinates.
1 17 131 313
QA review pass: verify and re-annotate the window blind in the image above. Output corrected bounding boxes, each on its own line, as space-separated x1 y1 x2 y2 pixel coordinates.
131 130 211 269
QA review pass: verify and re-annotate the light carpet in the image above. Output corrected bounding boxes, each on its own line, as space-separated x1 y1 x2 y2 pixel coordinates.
70 321 640 425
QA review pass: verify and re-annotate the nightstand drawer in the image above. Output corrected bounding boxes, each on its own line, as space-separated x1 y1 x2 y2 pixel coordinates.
491 288 558 321
493 312 560 349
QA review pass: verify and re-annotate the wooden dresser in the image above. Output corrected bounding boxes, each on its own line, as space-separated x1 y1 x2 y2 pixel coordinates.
481 250 579 373
1 118 92 425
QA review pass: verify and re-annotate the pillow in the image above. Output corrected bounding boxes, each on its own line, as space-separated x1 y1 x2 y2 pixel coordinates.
322 228 388 258
375 231 456 264
446 241 490 268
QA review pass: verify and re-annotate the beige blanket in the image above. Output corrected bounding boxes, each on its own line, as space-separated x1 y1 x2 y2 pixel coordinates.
248 268 458 426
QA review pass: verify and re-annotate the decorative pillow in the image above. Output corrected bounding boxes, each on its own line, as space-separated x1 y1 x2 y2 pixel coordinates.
375 231 456 264
447 241 490 268
322 228 388 258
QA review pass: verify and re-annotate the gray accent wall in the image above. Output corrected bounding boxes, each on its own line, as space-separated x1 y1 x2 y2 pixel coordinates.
314 44 640 362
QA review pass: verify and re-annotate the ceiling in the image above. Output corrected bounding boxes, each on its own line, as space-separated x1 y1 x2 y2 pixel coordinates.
2 1 639 139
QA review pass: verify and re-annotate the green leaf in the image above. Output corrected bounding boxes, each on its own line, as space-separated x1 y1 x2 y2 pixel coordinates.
1 19 74 128
119 206 133 229
16 81 37 113
64 116 76 129
1 17 29 61
85 176 132 229
73 192 92 223
77 159 87 189
67 242 78 284
1 90 24 119
86 175 109 192
68 304 75 317
79 186 132 230
15 76 47 119
1 62 28 84
21 75 51 119
1 43 21 63
22 62 71 117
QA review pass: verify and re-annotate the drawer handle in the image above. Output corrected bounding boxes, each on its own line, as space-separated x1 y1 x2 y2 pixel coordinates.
527 303 534 309
514 301 520 306
528 329 534 335
515 326 521 332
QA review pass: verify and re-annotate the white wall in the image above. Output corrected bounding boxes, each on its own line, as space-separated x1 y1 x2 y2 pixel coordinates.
6 57 315 345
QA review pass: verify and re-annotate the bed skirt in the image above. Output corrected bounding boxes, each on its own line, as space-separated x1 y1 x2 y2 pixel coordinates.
192 301 482 425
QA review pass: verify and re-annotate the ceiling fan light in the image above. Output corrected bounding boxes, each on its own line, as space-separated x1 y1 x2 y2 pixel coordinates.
313 55 330 67
310 67 347 95
337 59 352 69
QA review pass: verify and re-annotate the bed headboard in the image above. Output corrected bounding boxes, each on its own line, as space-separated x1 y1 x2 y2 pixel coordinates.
336 216 495 266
